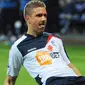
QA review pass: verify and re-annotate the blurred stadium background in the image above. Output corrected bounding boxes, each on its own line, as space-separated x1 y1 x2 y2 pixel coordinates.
0 0 85 85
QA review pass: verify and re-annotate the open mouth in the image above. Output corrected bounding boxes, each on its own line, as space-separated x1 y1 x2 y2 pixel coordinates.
40 24 45 27
39 21 46 28
39 25 45 30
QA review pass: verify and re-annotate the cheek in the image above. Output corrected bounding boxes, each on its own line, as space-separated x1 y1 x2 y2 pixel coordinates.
32 19 39 26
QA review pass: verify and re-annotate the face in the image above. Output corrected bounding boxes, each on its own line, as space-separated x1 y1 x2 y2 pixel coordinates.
26 7 47 36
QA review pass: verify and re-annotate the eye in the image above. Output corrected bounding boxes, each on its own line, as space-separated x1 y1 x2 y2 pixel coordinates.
36 14 43 17
36 13 47 17
44 14 47 17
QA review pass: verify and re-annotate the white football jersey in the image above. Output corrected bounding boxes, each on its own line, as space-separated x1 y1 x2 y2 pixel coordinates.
7 33 77 85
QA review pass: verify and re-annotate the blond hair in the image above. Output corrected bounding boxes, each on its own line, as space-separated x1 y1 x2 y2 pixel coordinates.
23 0 46 18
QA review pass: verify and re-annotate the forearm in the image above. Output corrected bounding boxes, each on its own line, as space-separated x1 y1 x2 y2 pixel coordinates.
4 76 17 85
68 63 82 76
4 82 13 85
4 80 15 85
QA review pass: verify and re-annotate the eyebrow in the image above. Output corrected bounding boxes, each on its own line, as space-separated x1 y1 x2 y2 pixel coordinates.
36 13 47 17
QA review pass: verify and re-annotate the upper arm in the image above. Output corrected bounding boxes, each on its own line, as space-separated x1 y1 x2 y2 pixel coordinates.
59 39 70 64
7 45 23 76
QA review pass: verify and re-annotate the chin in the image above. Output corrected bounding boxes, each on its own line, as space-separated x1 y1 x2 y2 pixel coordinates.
37 31 43 35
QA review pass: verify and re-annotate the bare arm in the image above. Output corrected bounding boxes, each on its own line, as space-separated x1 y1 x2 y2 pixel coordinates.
4 75 17 85
68 63 82 76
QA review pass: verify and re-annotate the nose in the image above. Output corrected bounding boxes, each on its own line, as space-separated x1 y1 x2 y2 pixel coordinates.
41 15 46 23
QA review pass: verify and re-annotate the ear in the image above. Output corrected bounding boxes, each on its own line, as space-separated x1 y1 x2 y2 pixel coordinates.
25 15 29 20
25 15 31 24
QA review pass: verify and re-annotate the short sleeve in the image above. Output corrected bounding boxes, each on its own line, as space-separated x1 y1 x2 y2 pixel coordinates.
7 45 23 76
59 39 71 64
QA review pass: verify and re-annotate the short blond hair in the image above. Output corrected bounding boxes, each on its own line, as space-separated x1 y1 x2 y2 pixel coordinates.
23 0 46 17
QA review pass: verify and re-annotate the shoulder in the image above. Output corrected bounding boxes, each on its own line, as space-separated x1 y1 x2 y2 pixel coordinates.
12 35 27 48
10 35 27 54
43 32 62 40
52 33 61 40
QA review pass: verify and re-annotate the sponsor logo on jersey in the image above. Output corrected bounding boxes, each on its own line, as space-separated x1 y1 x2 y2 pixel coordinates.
27 47 36 52
36 51 52 66
50 52 59 58
47 45 53 51
36 50 59 66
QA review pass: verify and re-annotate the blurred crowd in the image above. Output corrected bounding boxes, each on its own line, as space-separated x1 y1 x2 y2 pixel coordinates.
0 0 85 43
59 0 85 34
0 0 30 42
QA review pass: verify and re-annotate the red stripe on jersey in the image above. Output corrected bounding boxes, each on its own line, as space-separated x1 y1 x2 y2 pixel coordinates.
47 34 61 43
47 35 53 43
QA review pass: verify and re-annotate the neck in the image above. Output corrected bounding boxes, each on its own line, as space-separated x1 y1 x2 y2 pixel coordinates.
27 26 37 37
27 31 37 37
27 28 43 37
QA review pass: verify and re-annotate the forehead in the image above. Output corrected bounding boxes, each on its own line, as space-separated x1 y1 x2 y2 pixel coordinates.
32 7 47 15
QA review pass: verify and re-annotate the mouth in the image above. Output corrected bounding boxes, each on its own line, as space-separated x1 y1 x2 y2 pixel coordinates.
39 25 45 31
39 21 46 28
40 24 45 28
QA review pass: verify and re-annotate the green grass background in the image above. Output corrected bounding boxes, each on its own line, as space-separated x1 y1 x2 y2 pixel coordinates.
0 43 85 85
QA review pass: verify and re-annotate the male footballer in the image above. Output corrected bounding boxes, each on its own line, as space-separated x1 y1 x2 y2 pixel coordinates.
4 1 85 85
